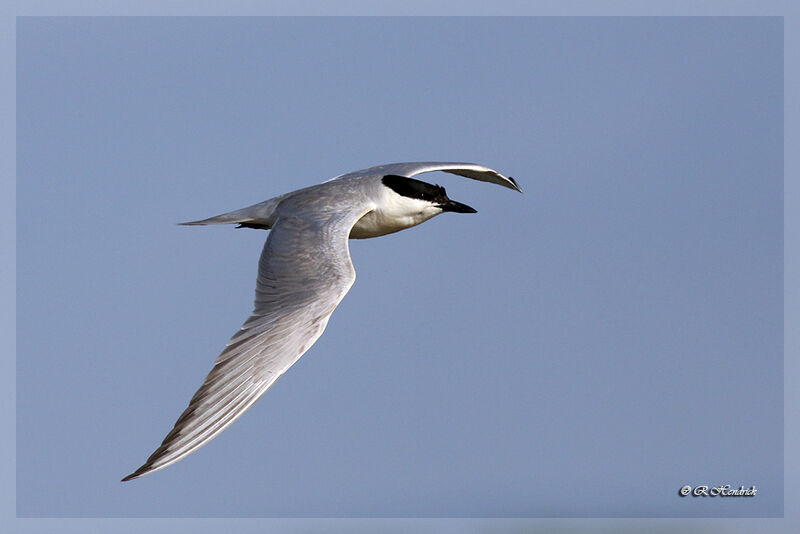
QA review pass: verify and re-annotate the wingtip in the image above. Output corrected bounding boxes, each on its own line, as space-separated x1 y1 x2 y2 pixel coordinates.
507 176 523 193
121 464 150 482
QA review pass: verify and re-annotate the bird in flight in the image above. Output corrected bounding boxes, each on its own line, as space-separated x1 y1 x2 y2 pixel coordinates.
122 162 520 481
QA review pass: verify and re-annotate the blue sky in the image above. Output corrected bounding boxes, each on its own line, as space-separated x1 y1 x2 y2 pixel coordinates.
14 15 783 520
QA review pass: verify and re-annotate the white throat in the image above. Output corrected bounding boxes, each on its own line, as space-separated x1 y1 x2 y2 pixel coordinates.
349 188 441 239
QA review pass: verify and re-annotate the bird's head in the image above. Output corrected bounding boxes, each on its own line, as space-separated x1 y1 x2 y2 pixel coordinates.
381 174 477 219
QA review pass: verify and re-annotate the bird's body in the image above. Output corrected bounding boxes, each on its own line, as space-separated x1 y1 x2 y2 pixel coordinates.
123 162 520 481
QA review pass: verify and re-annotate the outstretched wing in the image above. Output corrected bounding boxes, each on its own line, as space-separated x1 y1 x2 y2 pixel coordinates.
177 162 519 231
330 161 522 193
123 200 373 481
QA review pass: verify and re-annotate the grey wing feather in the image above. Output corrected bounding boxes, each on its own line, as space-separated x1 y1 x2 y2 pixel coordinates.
331 161 522 192
122 201 373 481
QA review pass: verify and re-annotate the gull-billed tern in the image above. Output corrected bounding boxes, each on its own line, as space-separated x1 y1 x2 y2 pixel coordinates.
122 161 520 481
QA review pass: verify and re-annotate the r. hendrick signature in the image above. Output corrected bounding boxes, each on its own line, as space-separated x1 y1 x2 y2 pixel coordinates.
679 484 757 497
